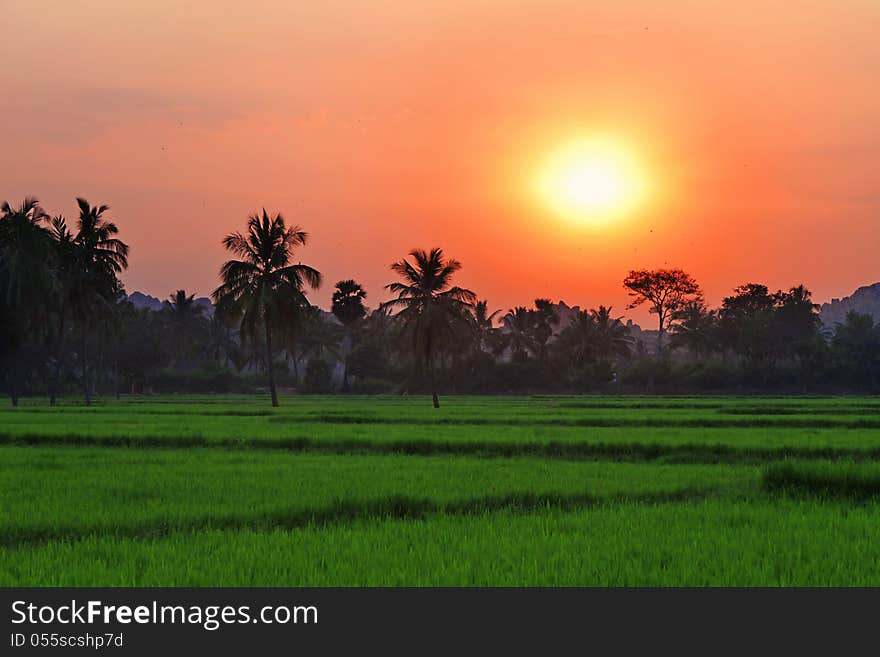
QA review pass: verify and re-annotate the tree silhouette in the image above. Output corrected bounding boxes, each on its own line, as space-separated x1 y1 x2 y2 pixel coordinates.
0 198 53 405
529 298 560 363
468 300 501 354
671 300 717 358
554 306 632 378
501 306 536 362
331 280 367 326
163 290 207 365
833 311 880 389
46 214 77 404
70 198 129 405
331 279 367 390
212 209 321 407
591 305 634 360
381 248 475 408
623 268 702 355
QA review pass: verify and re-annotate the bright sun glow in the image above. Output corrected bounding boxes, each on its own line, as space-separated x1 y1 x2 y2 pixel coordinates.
535 137 647 223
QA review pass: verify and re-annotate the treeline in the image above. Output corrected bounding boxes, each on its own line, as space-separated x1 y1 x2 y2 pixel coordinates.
1 197 879 406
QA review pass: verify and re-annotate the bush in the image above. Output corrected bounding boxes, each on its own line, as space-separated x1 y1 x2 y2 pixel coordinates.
303 357 334 393
350 377 398 394
148 368 252 393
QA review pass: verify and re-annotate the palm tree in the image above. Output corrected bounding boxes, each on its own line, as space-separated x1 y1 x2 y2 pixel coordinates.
163 289 207 365
0 198 53 405
555 309 598 369
468 300 501 354
0 197 52 303
331 279 367 325
529 298 559 362
590 305 634 360
203 312 238 368
671 300 717 358
501 306 535 361
331 279 367 390
380 248 475 408
560 307 632 361
212 209 321 407
833 311 880 389
71 198 129 405
46 215 76 404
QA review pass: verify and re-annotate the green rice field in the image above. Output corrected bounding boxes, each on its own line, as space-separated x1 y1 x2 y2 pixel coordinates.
2 395 880 585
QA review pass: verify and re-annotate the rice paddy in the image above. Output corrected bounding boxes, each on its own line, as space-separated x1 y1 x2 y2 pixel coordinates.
2 395 879 585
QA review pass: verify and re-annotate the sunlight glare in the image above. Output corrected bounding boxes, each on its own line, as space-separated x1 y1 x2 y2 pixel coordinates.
535 137 647 223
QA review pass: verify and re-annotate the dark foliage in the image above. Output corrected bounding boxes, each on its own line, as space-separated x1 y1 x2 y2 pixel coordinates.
3 195 879 404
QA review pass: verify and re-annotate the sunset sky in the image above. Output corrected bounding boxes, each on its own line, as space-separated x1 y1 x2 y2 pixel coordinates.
2 1 878 323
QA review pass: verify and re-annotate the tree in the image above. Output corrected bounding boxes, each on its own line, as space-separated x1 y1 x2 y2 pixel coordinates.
590 305 634 361
212 209 321 407
554 306 632 387
294 305 344 385
717 283 779 364
380 247 475 408
529 298 559 363
46 214 77 404
0 198 53 405
623 268 702 355
331 279 367 326
348 307 399 385
501 306 536 362
163 289 208 365
554 310 598 369
671 300 717 358
468 300 501 354
331 279 367 390
774 285 821 349
70 198 130 405
832 311 880 390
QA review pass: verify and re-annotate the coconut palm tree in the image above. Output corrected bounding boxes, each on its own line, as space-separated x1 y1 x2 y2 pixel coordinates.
671 300 717 358
501 306 535 361
212 209 321 407
380 248 475 408
468 300 501 354
46 214 76 404
529 298 559 362
163 289 208 365
554 309 598 369
590 305 634 360
71 198 129 405
331 279 367 389
832 311 880 390
0 198 53 405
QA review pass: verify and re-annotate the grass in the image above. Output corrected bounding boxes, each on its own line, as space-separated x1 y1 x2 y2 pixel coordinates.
0 447 748 546
1 394 879 585
4 499 880 586
763 461 880 500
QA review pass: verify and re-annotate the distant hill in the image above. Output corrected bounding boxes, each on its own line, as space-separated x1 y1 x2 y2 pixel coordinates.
820 283 880 327
127 291 214 316
127 291 164 311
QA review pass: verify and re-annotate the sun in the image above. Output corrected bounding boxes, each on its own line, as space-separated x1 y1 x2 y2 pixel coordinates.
535 136 647 223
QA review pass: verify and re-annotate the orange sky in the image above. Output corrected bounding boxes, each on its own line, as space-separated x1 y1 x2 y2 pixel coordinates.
2 0 878 323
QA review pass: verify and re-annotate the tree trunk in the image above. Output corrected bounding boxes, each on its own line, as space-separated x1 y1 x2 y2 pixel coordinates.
10 374 18 407
264 315 279 407
656 312 665 357
82 333 91 406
